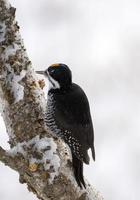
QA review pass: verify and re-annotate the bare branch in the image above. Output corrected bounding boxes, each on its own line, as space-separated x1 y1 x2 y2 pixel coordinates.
0 0 104 199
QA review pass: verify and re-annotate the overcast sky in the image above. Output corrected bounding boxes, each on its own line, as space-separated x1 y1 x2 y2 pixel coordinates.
0 0 140 200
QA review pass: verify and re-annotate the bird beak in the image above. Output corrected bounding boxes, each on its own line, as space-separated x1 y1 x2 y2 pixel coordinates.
36 71 45 75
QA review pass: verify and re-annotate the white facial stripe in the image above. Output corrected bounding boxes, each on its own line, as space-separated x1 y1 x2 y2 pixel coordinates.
47 73 60 90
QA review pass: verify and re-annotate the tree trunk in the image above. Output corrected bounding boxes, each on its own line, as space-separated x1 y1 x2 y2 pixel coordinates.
0 0 104 199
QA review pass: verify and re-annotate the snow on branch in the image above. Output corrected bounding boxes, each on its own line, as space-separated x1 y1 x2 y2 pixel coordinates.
0 0 104 200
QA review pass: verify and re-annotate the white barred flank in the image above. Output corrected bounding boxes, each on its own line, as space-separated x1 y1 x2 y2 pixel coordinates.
45 93 84 160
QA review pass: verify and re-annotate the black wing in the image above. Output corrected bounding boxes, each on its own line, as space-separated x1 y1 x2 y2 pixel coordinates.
53 83 95 163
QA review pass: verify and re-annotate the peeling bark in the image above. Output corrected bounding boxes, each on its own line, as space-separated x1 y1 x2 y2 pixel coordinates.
0 0 104 200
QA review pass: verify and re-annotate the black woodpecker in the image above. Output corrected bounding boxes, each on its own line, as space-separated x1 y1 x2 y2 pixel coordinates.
36 63 95 188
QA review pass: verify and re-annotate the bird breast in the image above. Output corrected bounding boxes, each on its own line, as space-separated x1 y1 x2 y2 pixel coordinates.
45 93 61 136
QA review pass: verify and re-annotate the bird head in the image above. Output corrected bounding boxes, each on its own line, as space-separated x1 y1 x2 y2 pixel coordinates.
36 63 72 91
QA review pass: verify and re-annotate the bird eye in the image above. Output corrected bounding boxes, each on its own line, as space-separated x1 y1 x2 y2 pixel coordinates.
49 69 55 75
51 69 55 73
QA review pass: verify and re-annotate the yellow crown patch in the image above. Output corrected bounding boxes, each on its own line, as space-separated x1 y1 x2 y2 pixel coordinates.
51 63 60 68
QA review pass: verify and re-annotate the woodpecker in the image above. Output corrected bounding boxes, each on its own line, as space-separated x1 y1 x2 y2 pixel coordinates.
36 63 95 188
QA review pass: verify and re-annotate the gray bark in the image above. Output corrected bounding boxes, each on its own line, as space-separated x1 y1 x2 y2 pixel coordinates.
0 0 104 200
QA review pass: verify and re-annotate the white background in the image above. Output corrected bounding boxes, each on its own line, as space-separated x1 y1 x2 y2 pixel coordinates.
0 0 140 200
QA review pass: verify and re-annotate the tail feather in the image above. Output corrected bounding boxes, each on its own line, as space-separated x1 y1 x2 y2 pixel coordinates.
79 161 86 188
72 153 86 189
91 146 95 161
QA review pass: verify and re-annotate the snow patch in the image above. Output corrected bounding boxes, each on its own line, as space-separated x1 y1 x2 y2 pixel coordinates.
0 67 26 103
8 136 60 182
11 69 26 102
3 0 10 9
5 43 20 60
9 142 26 156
